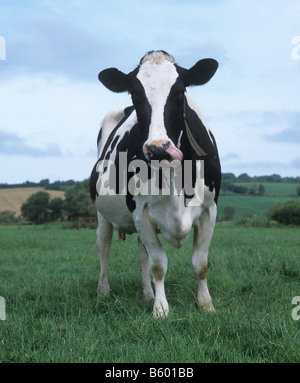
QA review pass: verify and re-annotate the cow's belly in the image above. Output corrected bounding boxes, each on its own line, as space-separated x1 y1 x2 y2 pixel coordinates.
147 187 216 248
147 195 200 248
94 185 216 245
94 194 136 234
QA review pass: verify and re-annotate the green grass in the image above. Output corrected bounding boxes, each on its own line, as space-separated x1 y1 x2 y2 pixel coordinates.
0 224 300 363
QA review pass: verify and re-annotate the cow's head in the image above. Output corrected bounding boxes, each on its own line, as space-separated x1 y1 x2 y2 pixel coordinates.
98 51 218 162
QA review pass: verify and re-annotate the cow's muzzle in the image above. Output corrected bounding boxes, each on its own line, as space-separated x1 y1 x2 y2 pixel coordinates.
144 141 183 162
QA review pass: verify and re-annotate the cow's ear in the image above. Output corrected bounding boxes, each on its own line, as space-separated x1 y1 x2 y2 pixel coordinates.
98 68 129 93
179 59 218 87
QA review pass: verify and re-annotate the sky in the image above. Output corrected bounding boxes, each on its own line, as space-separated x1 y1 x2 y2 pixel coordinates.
0 0 299 183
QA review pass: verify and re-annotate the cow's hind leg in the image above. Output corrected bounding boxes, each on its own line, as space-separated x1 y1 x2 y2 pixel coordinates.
138 236 154 300
96 213 113 298
192 204 217 312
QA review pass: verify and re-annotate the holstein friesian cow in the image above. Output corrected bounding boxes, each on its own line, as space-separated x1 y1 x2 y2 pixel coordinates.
90 51 221 318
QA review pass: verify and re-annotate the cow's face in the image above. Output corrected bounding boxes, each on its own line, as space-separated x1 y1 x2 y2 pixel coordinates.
98 51 218 162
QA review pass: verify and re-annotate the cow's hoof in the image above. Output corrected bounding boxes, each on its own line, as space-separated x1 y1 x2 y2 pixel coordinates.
140 287 155 301
197 301 215 312
153 303 169 319
97 283 110 298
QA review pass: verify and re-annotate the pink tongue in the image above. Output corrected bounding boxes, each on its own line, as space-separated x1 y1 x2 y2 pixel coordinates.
166 145 183 161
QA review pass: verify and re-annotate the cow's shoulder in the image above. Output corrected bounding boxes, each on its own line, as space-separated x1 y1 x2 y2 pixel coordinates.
97 106 134 157
184 95 221 203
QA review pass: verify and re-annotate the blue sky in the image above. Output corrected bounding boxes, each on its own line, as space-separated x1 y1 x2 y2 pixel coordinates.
0 0 299 183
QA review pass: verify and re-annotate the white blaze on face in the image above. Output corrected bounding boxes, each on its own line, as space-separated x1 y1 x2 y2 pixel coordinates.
137 53 179 146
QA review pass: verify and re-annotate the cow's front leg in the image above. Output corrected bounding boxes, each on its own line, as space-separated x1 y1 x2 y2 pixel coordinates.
138 236 155 300
192 204 217 312
95 214 113 298
150 251 169 319
134 206 169 319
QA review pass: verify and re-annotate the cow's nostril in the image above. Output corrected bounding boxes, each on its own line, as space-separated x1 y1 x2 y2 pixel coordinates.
144 142 171 161
144 141 183 162
147 147 154 158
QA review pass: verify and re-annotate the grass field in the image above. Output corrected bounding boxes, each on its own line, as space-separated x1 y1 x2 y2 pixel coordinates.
218 182 299 218
218 195 299 218
0 223 299 363
234 182 299 196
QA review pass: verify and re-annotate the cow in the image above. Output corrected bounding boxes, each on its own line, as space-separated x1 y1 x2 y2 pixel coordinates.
90 50 221 318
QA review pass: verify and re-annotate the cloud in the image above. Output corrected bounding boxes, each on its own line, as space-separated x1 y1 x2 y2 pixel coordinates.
86 148 97 158
221 152 240 161
0 0 300 183
261 111 300 144
0 129 62 157
290 157 300 168
264 128 300 144
1 16 128 82
221 158 297 178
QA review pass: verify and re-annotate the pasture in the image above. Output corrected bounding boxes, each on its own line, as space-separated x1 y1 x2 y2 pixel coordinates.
218 182 300 218
0 223 299 363
218 195 298 218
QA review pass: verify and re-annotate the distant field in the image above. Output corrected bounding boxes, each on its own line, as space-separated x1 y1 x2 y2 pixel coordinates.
218 195 299 218
219 183 299 218
1 183 299 218
233 182 299 196
0 188 65 215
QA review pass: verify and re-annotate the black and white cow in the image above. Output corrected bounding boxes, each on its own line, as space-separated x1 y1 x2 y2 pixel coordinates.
90 51 221 318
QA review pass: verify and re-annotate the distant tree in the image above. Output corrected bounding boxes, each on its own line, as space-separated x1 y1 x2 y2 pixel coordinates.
23 180 38 188
222 173 236 182
237 173 252 182
21 191 50 224
248 183 258 195
283 177 297 183
231 184 248 194
39 179 50 188
221 181 247 194
48 197 64 220
62 179 95 220
297 186 300 197
221 180 232 192
267 201 300 225
266 174 282 183
223 205 236 221
45 179 76 191
46 181 62 190
0 210 19 224
258 184 265 195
